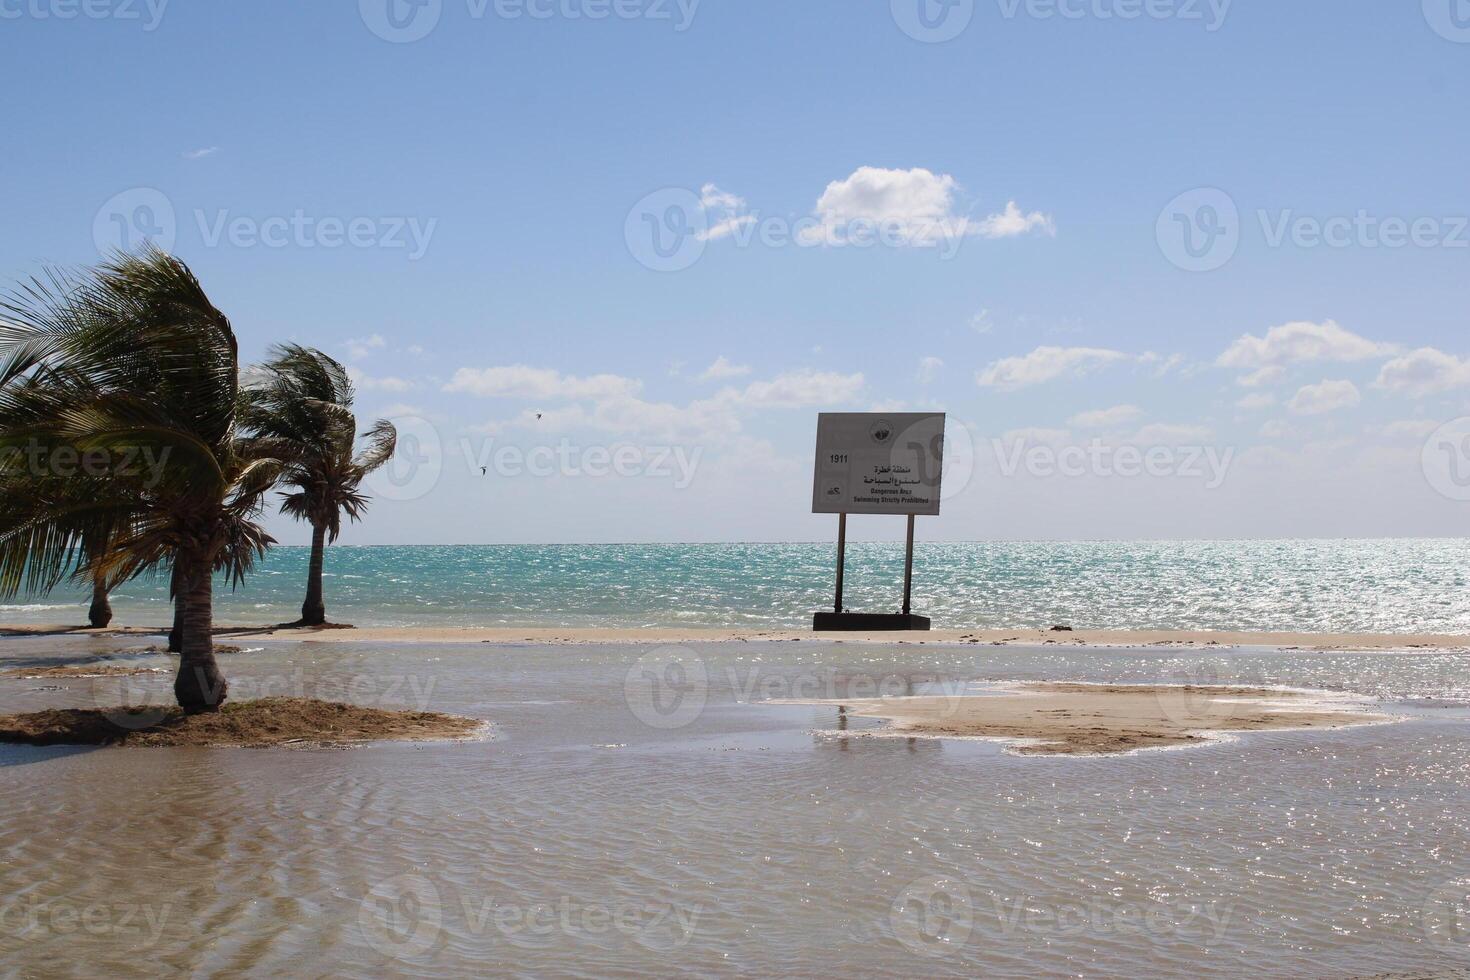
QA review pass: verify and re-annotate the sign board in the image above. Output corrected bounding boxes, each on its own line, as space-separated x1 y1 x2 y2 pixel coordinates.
811 413 945 515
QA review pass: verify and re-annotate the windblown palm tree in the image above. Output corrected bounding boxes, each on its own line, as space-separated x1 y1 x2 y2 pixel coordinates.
82 526 117 628
242 345 395 626
0 248 279 712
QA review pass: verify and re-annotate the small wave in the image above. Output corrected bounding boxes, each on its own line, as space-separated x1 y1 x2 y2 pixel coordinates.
0 603 78 612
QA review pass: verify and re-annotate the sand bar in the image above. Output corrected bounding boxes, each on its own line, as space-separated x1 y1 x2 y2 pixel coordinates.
0 697 487 748
2 623 1466 650
801 682 1394 756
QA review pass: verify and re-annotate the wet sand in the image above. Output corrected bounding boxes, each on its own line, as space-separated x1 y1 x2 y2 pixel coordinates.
0 697 487 748
802 682 1394 756
4 623 1467 650
2 663 166 679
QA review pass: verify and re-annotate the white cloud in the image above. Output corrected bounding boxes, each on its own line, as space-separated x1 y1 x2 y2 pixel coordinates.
182 146 219 160
1069 404 1143 428
444 365 643 401
699 356 751 381
974 200 1055 239
1259 420 1294 440
725 370 864 408
1369 419 1440 442
1237 366 1285 388
464 367 863 445
1129 423 1213 444
799 166 1051 248
970 309 994 334
346 333 387 360
1139 351 1186 377
916 356 943 384
1373 347 1470 397
348 367 414 393
1235 392 1276 410
977 346 1130 390
997 427 1072 447
697 183 755 242
1288 379 1361 415
1217 320 1396 376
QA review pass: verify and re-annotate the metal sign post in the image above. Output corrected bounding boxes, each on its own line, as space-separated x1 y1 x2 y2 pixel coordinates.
811 413 944 632
833 512 847 613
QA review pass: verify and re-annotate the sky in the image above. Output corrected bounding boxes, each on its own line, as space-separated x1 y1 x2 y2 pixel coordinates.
4 0 1470 544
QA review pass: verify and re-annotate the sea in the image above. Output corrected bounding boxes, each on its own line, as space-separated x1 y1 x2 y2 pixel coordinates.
2 634 1468 975
2 538 1468 633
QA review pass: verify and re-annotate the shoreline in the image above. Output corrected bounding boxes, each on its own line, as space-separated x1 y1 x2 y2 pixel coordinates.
3 623 1467 650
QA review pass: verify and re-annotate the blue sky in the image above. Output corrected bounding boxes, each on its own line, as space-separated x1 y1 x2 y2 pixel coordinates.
5 0 1470 543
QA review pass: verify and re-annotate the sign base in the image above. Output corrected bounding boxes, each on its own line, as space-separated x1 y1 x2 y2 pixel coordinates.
812 612 931 632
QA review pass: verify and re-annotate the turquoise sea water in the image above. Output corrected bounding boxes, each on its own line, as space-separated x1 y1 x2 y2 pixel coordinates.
3 539 1468 633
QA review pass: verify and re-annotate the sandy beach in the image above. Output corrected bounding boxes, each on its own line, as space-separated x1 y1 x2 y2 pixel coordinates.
798 681 1394 756
4 622 1467 650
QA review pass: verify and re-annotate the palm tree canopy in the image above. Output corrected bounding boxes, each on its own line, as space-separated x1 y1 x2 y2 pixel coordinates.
0 247 278 598
241 344 397 541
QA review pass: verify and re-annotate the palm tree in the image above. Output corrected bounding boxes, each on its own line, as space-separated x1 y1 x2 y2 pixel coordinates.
82 526 116 628
242 345 396 626
0 248 279 712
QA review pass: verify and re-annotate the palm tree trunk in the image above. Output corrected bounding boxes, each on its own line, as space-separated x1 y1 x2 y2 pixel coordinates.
300 522 327 626
167 564 183 653
174 555 227 713
88 573 112 629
